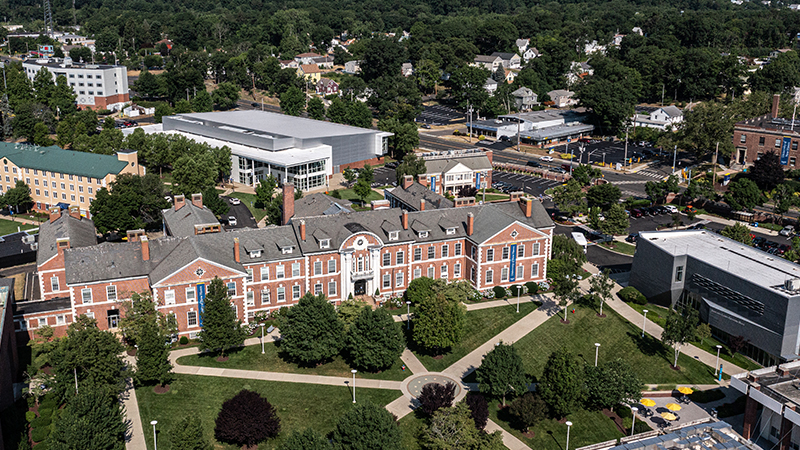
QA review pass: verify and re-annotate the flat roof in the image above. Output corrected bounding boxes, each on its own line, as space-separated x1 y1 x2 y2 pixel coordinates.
22 59 123 70
169 111 391 140
640 230 800 295
736 113 800 136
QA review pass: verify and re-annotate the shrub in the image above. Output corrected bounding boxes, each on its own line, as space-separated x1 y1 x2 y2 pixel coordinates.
37 408 53 420
493 286 507 299
30 416 51 429
330 189 342 199
25 411 36 422
465 393 489 430
179 336 189 345
509 285 524 297
419 382 456 417
509 393 547 432
215 390 281 447
618 286 646 304
32 442 48 450
39 396 57 410
525 281 538 295
30 426 49 443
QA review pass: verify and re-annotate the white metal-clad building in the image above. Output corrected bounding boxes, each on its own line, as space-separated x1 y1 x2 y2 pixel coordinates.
22 58 129 111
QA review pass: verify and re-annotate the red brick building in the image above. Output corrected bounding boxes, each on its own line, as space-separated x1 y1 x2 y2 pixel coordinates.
734 94 800 167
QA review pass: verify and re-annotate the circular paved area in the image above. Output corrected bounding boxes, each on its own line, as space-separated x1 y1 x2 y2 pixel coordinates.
406 374 462 397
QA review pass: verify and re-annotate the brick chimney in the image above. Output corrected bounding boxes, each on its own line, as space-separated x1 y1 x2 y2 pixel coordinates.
485 150 493 164
418 175 428 187
772 94 781 119
467 213 474 236
56 237 70 256
299 220 306 241
174 194 186 211
402 175 413 189
49 206 61 223
282 184 295 225
371 199 390 210
141 235 150 261
509 191 524 201
233 237 240 263
519 197 532 218
126 229 145 242
191 193 203 209
402 210 408 230
69 205 81 220
419 199 426 211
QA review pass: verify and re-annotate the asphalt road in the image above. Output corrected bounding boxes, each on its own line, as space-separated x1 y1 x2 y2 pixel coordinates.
492 171 563 198
373 165 397 186
222 197 258 229
418 134 475 152
236 99 282 113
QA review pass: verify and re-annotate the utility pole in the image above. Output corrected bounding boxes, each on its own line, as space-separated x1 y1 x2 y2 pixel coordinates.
661 83 665 107
0 62 10 138
468 105 474 143
712 142 719 187
516 118 520 152
672 145 678 174
623 125 629 170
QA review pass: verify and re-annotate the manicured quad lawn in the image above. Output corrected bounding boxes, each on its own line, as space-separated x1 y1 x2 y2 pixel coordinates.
334 187 384 205
489 404 624 450
136 374 402 449
177 341 411 382
0 218 37 236
411 301 539 374
397 412 427 450
514 306 719 385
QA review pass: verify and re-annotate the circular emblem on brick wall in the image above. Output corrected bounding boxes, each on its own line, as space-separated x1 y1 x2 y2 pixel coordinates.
511 230 518 238
195 268 205 277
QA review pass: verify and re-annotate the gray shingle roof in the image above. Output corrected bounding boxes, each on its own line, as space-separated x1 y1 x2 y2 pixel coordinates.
385 183 454 211
162 202 219 237
293 193 354 218
661 106 683 118
491 52 518 60
424 155 492 174
37 213 97 266
474 55 501 63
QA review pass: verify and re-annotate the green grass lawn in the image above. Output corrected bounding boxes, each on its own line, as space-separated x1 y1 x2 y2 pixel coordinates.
411 302 539 374
229 192 267 222
600 240 637 255
397 412 427 450
177 341 411 381
513 305 719 385
136 374 402 449
489 404 623 450
0 218 37 236
334 188 384 206
627 302 670 329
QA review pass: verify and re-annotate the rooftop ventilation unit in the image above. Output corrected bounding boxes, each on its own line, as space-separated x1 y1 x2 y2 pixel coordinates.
786 278 800 291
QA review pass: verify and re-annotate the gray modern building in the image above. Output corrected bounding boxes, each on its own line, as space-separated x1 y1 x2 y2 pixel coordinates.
630 230 800 366
469 109 594 146
131 110 392 190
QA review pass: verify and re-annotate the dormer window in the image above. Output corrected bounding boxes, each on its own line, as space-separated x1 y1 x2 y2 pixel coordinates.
249 250 262 259
282 246 293 254
446 227 456 235
389 231 399 241
419 231 429 238
320 239 330 249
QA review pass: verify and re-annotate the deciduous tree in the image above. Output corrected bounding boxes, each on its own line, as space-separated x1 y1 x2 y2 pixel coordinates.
586 183 621 210
509 393 547 432
600 204 630 236
661 306 699 368
724 178 764 211
280 292 344 364
89 173 169 234
476 342 527 406
49 389 128 450
279 428 331 450
552 179 586 217
720 222 753 245
412 290 466 354
169 417 210 450
749 151 785 191
346 307 404 372
584 358 643 410
464 394 489 430
331 402 401 450
211 82 240 110
538 351 584 418
419 382 457 417
307 97 325 120
215 390 280 448
280 86 306 116
134 319 173 387
588 270 614 316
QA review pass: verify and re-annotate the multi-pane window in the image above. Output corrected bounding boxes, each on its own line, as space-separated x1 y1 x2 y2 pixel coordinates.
442 245 449 258
383 274 391 288
531 263 539 277
486 270 493 284
226 282 236 297
396 251 404 265
517 265 524 279
186 288 196 303
428 266 435 278
56 315 65 325
164 290 176 305
292 285 301 299
533 243 540 255
396 272 403 287
260 267 269 280
314 283 323 295
81 288 92 304
328 259 336 273
455 243 462 256
383 253 391 266
414 248 422 261
441 264 448 279
261 289 270 303
314 261 323 275
246 269 253 282
502 247 509 260
276 265 285 279
277 287 286 302
675 266 684 282
428 247 435 259
501 267 509 282
414 268 421 279
246 290 255 306
51 277 59 291
106 285 117 301
518 245 525 258
471 267 476 281
328 281 337 296
292 263 301 277
454 263 461 278
487 249 494 262
187 311 198 326
471 246 476 259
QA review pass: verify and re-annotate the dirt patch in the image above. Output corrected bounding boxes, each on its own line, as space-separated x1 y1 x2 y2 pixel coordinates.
127 348 137 357
522 430 536 438
601 408 627 434
432 355 444 360
671 365 681 371
560 319 570 324
40 365 53 375
596 314 607 318
216 355 229 362
153 384 171 394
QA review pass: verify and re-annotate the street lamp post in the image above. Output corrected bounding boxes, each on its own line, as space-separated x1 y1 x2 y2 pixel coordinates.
516 287 520 313
406 301 411 330
150 420 158 450
565 421 573 450
631 407 638 436
642 310 648 338
468 105 474 143
351 369 357 403
594 343 600 366
715 345 722 377
261 323 265 354
623 125 629 170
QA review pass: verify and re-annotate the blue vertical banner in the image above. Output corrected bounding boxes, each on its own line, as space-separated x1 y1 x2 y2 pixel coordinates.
475 172 481 189
430 176 437 192
781 136 792 165
509 243 517 282
197 283 206 326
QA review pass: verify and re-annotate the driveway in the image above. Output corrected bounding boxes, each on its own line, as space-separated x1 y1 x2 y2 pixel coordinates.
222 197 258 229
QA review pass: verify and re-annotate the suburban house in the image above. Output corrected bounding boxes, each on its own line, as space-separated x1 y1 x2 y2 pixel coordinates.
155 39 174 51
504 69 517 84
344 60 361 74
18 189 554 340
312 55 334 69
279 60 299 69
472 55 503 72
401 63 414 77
298 64 322 82
611 34 626 46
316 78 340 95
484 77 498 95
523 47 540 62
511 87 539 111
0 142 144 216
584 40 606 55
419 149 493 194
547 89 578 108
515 39 530 53
490 52 522 69
631 106 684 130
566 61 593 87
294 52 323 65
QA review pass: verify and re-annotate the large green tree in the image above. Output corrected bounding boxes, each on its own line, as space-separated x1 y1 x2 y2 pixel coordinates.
584 358 643 410
476 342 528 406
331 402 402 450
280 86 306 116
578 56 642 133
600 204 630 236
749 151 785 191
586 183 621 210
538 350 584 418
720 222 753 245
724 177 764 211
211 82 240 110
171 154 217 196
198 277 248 356
661 306 699 368
346 307 404 372
280 292 345 365
552 179 586 217
89 173 169 234
49 389 128 450
169 417 211 450
425 403 504 450
134 318 173 387
413 290 466 354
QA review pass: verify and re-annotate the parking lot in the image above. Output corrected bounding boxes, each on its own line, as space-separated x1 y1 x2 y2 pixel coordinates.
373 165 397 186
492 171 563 198
415 105 465 125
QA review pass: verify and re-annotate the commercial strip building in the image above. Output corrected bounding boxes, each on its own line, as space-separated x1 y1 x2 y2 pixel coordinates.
133 111 392 191
732 361 800 449
22 58 130 111
629 230 800 367
734 94 800 168
16 190 553 340
469 109 594 147
0 142 143 216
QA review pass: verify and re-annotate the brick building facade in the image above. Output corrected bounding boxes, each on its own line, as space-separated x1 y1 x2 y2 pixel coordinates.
734 94 800 167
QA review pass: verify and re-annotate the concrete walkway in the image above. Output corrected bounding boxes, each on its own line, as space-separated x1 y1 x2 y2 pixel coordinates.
122 356 147 450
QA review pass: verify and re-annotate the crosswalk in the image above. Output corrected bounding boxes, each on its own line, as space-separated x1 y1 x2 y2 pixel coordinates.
615 180 650 185
635 169 667 179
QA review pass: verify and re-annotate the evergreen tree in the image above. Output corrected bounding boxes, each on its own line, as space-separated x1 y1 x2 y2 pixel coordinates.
134 319 173 387
192 90 214 112
169 417 210 450
201 185 230 216
346 307 404 372
198 277 247 356
279 429 332 450
476 342 527 406
331 402 401 450
280 292 344 364
49 388 128 450
538 351 584 418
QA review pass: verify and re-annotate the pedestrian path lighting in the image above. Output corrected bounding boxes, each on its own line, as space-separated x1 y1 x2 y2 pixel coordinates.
565 421 573 450
594 343 600 366
351 369 357 403
150 420 158 450
641 310 648 338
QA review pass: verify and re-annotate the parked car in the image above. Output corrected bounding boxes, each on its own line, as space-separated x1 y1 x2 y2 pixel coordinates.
549 167 567 174
631 209 643 218
499 135 511 142
227 216 237 226
626 233 639 243
780 226 795 237
526 161 541 168
540 155 554 162
229 198 241 205
664 205 678 214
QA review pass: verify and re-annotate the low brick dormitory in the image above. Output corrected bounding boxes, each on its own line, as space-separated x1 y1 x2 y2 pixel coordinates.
15 185 554 340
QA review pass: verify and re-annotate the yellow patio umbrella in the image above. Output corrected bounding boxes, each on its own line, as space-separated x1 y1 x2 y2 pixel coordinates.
640 398 656 407
665 403 682 411
661 412 677 421
678 387 693 395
